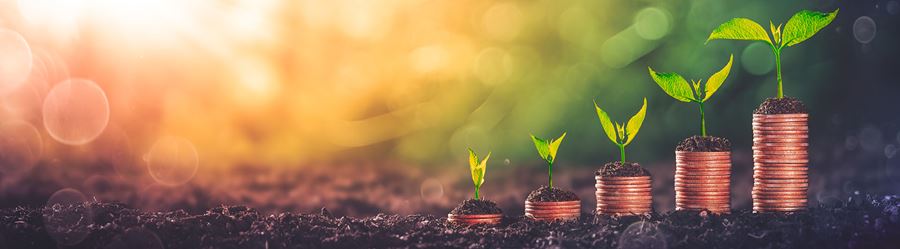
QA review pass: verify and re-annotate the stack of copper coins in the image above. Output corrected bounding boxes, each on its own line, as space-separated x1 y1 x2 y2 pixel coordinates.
674 151 731 213
447 213 502 225
524 200 580 221
595 176 652 215
752 113 809 212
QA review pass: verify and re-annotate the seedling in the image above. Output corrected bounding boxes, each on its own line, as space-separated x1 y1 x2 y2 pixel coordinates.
648 55 733 137
467 148 491 200
594 98 647 163
707 9 838 98
530 132 566 188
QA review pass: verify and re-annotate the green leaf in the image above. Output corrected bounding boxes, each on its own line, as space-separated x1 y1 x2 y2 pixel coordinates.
594 101 619 144
703 54 734 102
770 21 782 45
781 9 838 47
648 67 696 102
624 98 647 146
530 134 551 163
468 149 489 188
615 122 625 143
548 132 566 162
706 18 772 46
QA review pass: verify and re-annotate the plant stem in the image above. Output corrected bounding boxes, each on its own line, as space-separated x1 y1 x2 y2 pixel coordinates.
618 144 626 163
698 101 707 137
474 187 480 200
548 162 553 188
773 46 784 98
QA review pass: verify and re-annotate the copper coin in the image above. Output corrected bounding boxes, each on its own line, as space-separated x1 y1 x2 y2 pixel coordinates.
597 199 652 205
752 114 808 120
751 121 807 126
752 127 808 132
525 208 580 214
753 169 808 174
675 180 731 185
752 202 807 208
675 156 732 161
675 164 732 169
753 179 808 184
525 205 581 211
752 138 808 143
597 176 651 181
595 188 652 193
675 151 731 156
675 171 733 176
677 202 730 207
597 204 652 209
597 210 651 215
751 146 809 152
596 185 652 190
595 194 652 200
753 183 808 189
673 189 730 195
527 212 581 217
525 201 581 206
753 206 806 211
752 129 809 134
595 179 651 184
676 195 731 200
676 174 731 179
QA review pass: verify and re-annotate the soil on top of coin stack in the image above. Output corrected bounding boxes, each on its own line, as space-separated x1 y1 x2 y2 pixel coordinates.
676 136 732 152
449 199 502 215
596 162 650 177
526 186 580 202
754 96 807 114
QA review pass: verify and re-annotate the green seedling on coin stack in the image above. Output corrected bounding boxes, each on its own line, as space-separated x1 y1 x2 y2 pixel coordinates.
649 55 733 137
467 148 491 200
595 98 647 163
707 9 838 98
530 132 566 188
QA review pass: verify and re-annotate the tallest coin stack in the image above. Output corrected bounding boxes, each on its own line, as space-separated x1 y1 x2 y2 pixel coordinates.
751 113 809 212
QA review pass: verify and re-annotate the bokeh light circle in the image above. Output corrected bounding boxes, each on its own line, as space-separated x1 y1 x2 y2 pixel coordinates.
0 121 43 175
741 42 775 75
633 7 671 40
43 188 92 246
105 227 164 249
859 125 883 152
617 221 667 249
853 16 876 44
885 144 897 159
473 48 513 85
482 2 523 41
147 136 199 186
888 1 900 15
42 78 110 145
0 29 33 95
419 178 444 202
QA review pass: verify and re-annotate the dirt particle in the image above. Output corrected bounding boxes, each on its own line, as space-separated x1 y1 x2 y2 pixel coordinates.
449 199 502 215
754 96 807 114
596 162 650 177
526 186 580 202
676 136 732 152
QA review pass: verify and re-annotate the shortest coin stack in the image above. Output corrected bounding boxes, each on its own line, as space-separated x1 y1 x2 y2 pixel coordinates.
596 176 652 215
525 200 581 221
675 151 732 213
752 113 809 212
447 213 502 225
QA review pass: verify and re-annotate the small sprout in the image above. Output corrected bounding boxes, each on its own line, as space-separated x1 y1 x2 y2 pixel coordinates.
649 55 734 137
530 132 566 188
467 148 491 200
707 9 838 98
595 98 647 163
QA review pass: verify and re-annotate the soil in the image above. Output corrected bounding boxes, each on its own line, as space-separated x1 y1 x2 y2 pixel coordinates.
526 186 580 202
596 162 651 177
2 194 899 248
754 97 808 114
449 199 502 215
676 136 732 152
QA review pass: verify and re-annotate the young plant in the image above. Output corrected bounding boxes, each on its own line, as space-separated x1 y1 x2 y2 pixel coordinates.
467 148 491 200
707 9 838 98
648 55 733 137
530 132 566 188
594 98 647 163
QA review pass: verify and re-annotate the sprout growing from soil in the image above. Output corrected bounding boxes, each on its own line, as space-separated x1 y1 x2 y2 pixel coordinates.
467 148 491 200
707 9 838 98
530 132 566 188
595 98 647 163
648 55 733 137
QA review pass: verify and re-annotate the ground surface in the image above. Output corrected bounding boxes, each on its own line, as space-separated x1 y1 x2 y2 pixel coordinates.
2 193 898 249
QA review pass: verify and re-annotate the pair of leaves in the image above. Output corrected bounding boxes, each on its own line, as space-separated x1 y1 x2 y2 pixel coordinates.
530 132 566 165
706 9 838 48
595 98 647 147
467 148 490 188
648 54 733 103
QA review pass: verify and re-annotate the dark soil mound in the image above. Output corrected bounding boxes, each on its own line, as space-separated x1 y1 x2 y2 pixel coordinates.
676 136 732 152
596 162 650 177
754 96 807 114
526 186 580 202
449 199 502 215
1 194 900 248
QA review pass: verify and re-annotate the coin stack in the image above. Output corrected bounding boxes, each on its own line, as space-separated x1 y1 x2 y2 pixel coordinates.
447 213 502 225
525 200 581 221
595 176 652 215
752 113 809 212
675 151 731 213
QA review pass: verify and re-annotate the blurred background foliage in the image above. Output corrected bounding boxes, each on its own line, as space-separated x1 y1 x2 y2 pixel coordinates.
1 0 899 214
